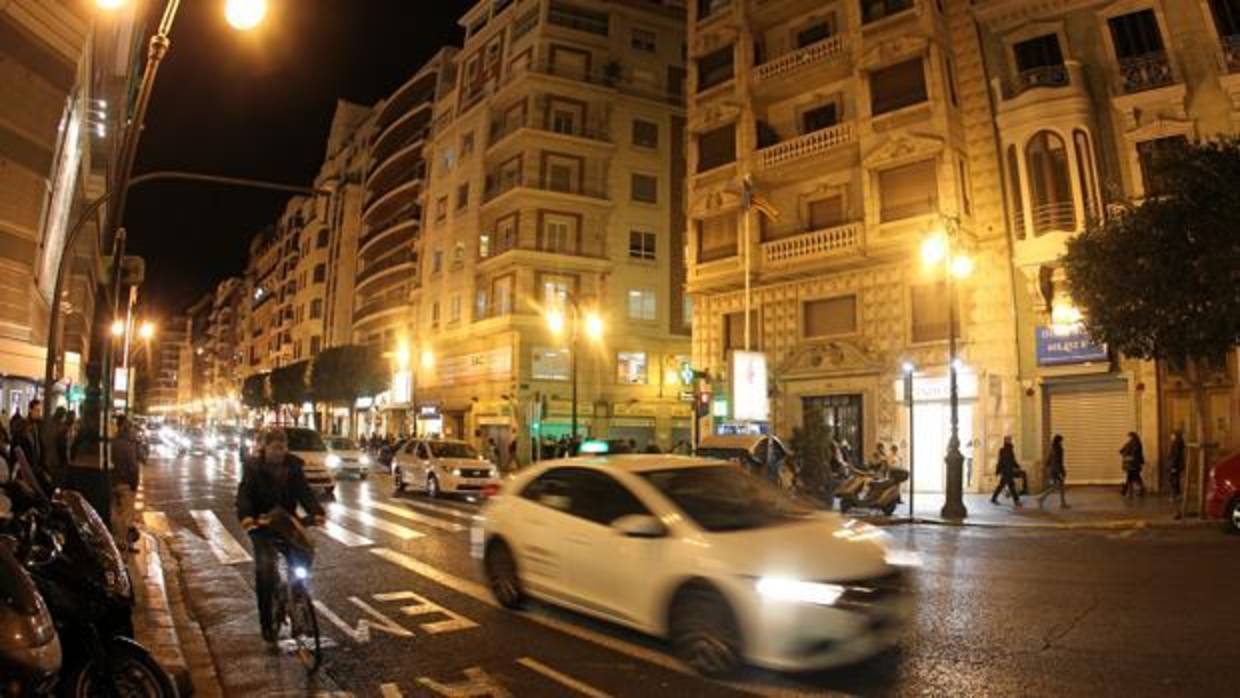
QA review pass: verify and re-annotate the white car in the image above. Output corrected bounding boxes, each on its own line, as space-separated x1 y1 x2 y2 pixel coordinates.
475 455 911 676
283 428 335 498
393 439 500 498
324 436 372 480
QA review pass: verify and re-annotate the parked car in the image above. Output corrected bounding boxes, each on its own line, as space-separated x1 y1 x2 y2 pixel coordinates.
475 454 910 675
282 428 335 498
696 434 790 479
324 436 372 480
1206 451 1240 533
393 439 500 498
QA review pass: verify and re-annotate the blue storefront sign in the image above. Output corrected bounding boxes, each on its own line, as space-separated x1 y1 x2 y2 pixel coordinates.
1036 326 1109 366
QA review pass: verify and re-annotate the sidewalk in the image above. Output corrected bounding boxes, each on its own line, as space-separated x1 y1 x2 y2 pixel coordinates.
885 486 1214 529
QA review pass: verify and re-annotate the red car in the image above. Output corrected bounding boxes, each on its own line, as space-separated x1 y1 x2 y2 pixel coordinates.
1206 451 1240 533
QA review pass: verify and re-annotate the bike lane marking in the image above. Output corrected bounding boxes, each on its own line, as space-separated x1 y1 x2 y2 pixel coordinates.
357 495 467 532
189 509 253 564
328 503 425 541
516 657 613 698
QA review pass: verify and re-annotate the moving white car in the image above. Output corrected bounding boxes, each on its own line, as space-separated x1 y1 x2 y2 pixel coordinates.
475 455 911 676
282 427 335 498
392 439 500 498
324 436 372 480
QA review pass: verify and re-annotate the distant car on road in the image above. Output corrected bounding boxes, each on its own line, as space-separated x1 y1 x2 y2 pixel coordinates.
392 439 500 498
1206 451 1240 533
324 436 371 480
476 454 910 676
282 427 335 498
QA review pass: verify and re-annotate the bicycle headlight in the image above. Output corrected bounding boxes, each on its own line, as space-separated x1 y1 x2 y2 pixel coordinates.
293 566 308 580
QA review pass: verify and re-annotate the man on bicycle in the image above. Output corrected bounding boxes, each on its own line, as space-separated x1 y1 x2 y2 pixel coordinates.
236 427 325 643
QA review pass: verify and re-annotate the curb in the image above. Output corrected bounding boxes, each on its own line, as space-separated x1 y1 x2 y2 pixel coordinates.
156 532 225 697
130 532 205 697
867 515 1220 531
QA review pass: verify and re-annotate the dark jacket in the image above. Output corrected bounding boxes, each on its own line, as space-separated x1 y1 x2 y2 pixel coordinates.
12 418 40 476
1120 437 1145 471
235 453 325 528
1045 442 1065 481
1167 435 1186 474
996 444 1020 477
111 427 142 489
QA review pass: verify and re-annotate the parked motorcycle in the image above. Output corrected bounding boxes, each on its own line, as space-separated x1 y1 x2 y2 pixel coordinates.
0 535 62 696
838 466 909 516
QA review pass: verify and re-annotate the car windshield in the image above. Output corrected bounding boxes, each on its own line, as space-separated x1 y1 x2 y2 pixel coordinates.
285 429 326 452
428 441 478 459
640 465 810 532
327 437 356 450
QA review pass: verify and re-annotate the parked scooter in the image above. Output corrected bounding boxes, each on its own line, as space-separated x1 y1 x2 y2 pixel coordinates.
0 535 62 695
838 466 909 516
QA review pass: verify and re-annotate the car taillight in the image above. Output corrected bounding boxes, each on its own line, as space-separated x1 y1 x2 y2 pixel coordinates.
481 483 501 499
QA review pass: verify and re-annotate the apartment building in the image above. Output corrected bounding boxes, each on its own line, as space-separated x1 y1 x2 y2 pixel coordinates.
183 293 213 410
401 0 690 455
205 278 244 401
320 101 372 349
147 320 186 414
974 0 1240 478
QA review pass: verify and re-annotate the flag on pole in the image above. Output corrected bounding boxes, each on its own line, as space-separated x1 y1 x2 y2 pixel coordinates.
741 176 781 221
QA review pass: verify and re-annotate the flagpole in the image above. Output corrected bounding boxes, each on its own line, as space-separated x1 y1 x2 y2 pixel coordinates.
742 177 752 352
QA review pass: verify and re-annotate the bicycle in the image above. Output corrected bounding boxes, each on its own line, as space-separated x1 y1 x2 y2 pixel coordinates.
255 508 322 673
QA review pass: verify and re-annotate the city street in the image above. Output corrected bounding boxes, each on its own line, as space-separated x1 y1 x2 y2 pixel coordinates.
139 452 1240 697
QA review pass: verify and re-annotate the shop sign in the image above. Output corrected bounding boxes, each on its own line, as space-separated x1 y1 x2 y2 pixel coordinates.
435 348 512 384
354 396 374 409
893 373 979 402
1035 326 1108 366
731 351 769 422
532 347 571 381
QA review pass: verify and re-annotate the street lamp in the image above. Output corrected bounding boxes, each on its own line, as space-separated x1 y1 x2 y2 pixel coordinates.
110 320 125 337
546 297 604 444
921 219 973 521
139 321 156 341
225 0 267 30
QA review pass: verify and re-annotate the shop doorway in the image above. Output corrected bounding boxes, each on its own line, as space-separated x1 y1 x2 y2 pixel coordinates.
911 402 974 493
802 394 864 465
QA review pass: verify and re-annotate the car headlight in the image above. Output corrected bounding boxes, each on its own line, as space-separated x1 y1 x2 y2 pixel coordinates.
451 468 463 477
326 454 342 469
359 454 371 466
755 577 845 606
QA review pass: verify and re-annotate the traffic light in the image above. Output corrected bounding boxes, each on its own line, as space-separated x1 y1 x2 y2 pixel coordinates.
696 389 712 418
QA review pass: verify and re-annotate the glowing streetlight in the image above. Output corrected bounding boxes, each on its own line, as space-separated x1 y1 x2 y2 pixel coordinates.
395 343 411 371
139 321 156 340
225 0 267 30
419 348 434 371
920 233 948 267
110 320 125 337
950 254 974 279
95 0 126 9
546 309 566 337
584 311 604 341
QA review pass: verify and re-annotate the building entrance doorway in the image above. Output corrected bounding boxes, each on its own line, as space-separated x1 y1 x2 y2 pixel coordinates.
911 402 975 494
802 394 863 465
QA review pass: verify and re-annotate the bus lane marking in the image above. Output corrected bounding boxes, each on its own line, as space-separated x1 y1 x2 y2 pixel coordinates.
373 590 478 634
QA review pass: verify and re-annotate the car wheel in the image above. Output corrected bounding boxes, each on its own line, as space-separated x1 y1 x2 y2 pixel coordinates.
669 586 742 677
426 474 440 499
393 468 406 494
1227 498 1240 534
484 540 523 609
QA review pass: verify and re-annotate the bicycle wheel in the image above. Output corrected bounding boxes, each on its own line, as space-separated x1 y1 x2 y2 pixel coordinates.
287 584 321 673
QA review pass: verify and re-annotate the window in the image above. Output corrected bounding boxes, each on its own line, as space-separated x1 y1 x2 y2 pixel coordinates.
313 264 326 283
543 153 581 193
548 99 583 135
698 213 737 262
911 282 959 343
1137 135 1188 196
492 275 514 315
532 346 571 381
1108 10 1165 59
870 58 927 116
629 230 656 260
435 196 448 222
1014 34 1065 73
697 45 734 92
1073 130 1099 220
449 294 461 323
521 467 650 525
617 351 649 384
724 310 760 352
879 159 938 221
697 123 736 172
627 289 656 321
803 296 857 338
807 195 845 230
957 157 972 216
539 213 577 253
310 299 323 319
632 28 657 52
461 132 474 157
310 336 321 355
431 302 441 326
796 20 831 48
494 213 519 254
457 183 470 210
632 119 659 148
631 173 658 203
801 103 838 134
540 274 575 312
682 295 694 329
475 288 488 319
432 249 444 274
1026 131 1075 233
1007 145 1026 238
316 229 329 248
862 0 913 24
1209 0 1240 38
548 1 609 37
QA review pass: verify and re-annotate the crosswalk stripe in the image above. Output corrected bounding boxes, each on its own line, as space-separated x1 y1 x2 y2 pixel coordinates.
143 511 171 536
189 510 253 564
398 498 480 523
328 504 425 541
358 498 467 532
319 520 374 547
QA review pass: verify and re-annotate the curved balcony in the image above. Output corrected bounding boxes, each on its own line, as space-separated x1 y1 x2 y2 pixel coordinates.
352 295 409 328
363 169 425 225
372 104 432 165
374 72 437 135
358 207 420 255
355 250 417 292
366 135 428 193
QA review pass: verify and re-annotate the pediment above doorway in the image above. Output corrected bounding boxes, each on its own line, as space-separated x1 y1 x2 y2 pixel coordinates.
777 339 887 380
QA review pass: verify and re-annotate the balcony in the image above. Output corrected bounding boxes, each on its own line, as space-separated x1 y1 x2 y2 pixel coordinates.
355 250 417 289
482 172 610 207
755 122 855 172
477 241 611 274
1009 64 1069 96
696 0 732 24
487 118 612 154
761 223 862 269
363 169 426 225
353 295 408 325
369 126 429 184
494 59 684 108
752 36 849 98
1117 52 1174 94
359 205 420 253
1028 201 1076 236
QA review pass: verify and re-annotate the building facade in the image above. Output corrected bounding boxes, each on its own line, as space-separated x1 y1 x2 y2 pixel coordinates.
147 319 185 414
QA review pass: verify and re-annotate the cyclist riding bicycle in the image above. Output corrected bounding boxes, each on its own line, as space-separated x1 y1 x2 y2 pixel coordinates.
236 427 325 643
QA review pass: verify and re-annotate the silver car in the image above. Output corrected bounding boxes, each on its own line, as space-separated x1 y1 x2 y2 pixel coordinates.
392 439 500 498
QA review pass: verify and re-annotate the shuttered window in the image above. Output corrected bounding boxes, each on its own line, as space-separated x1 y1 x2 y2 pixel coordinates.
803 296 857 338
879 159 938 222
870 58 927 115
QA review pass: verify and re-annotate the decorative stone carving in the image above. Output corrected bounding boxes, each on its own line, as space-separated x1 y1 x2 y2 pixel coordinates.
777 339 887 379
688 187 742 218
861 132 946 168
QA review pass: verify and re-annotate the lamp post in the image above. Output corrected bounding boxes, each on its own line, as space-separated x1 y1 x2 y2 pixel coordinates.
546 297 603 444
902 361 915 520
921 219 973 521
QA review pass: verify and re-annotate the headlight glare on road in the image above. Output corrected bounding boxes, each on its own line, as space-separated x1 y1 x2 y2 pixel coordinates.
756 577 845 606
326 454 342 469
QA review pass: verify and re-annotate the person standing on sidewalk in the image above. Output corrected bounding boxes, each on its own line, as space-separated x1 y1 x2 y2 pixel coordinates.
110 415 142 552
1037 434 1069 508
991 436 1023 507
1167 429 1186 499
1120 432 1146 497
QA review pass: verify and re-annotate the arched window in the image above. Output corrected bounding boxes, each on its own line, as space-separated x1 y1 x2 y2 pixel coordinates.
1007 145 1026 239
1025 131 1076 235
1073 130 1100 222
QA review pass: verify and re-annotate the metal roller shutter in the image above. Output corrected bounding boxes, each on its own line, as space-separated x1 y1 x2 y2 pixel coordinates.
1048 381 1132 484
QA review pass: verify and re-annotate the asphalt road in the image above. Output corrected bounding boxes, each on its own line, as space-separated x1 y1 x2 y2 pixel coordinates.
139 451 1239 697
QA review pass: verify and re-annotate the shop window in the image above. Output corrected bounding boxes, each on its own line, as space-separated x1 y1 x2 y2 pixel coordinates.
870 58 927 115
697 123 736 172
616 351 649 384
879 159 938 222
632 119 659 148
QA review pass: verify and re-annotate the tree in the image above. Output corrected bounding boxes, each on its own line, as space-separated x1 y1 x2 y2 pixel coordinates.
241 372 271 410
270 361 311 424
309 344 389 437
1064 136 1240 510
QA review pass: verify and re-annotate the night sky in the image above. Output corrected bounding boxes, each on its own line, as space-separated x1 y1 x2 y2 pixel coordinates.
124 0 465 319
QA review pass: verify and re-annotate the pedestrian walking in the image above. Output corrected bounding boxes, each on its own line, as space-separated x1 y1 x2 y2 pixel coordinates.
485 438 501 467
110 415 143 552
1120 432 1145 497
12 400 41 480
40 407 66 487
1167 429 1186 498
506 437 517 470
991 435 1023 507
1036 434 1069 508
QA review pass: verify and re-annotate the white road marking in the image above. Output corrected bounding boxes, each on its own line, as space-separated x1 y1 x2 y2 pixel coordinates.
142 511 171 536
328 503 424 540
417 666 512 697
313 597 412 644
517 657 612 698
359 497 467 532
319 520 374 547
399 498 481 523
379 685 403 698
373 590 478 634
189 510 252 564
